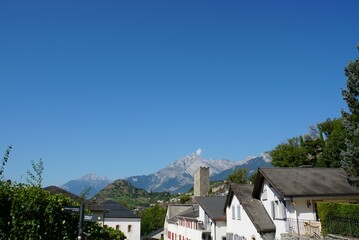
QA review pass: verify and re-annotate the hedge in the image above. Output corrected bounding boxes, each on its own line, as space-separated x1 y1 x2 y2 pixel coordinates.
317 202 359 237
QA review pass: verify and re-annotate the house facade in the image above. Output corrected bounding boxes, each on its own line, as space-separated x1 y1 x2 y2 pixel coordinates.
165 167 359 240
95 200 141 240
164 196 227 240
196 196 227 240
226 184 275 240
252 168 359 239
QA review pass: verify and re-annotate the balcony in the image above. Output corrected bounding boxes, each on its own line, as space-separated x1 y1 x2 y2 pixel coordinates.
285 218 322 237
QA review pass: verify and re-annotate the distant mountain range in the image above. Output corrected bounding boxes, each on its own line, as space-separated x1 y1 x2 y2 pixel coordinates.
60 173 112 198
58 150 272 196
126 150 272 193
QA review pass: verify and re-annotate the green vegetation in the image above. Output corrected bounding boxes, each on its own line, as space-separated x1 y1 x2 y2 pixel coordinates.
179 194 191 203
341 46 359 178
227 168 249 184
140 204 166 236
317 202 359 237
0 146 126 240
271 46 359 179
93 179 171 208
226 168 258 184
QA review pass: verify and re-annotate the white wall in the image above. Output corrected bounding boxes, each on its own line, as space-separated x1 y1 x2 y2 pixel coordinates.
227 196 262 240
103 218 141 240
260 180 286 239
166 221 202 240
213 221 227 240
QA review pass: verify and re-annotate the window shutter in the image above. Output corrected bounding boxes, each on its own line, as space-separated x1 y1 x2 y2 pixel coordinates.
271 201 275 219
232 205 235 220
237 205 241 220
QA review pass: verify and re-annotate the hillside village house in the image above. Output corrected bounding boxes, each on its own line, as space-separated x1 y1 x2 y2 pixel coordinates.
196 196 227 240
251 168 359 239
226 184 275 240
165 204 200 240
164 197 227 240
164 167 359 240
44 187 141 240
93 200 141 240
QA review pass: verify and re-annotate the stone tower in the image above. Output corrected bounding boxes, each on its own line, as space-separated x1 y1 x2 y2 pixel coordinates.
194 167 210 197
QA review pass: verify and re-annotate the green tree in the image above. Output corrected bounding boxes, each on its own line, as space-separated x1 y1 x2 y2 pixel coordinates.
179 194 191 203
341 46 359 177
0 147 126 239
271 137 310 167
140 204 166 236
317 118 347 168
227 168 248 184
248 171 258 184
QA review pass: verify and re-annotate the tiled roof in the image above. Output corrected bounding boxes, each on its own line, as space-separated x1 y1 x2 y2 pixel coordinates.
253 168 359 199
228 184 275 234
195 196 226 221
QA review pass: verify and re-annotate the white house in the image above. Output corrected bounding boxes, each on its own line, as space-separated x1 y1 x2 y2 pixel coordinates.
164 196 227 240
96 200 141 240
165 204 200 240
225 184 275 240
252 168 359 239
195 196 227 240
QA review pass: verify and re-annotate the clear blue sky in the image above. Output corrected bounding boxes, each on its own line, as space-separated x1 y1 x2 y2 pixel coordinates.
1 0 358 186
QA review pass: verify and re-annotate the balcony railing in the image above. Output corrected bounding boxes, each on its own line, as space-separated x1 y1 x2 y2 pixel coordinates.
285 218 321 237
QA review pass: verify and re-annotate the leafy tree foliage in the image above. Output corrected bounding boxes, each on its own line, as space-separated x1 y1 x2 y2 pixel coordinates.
0 145 12 180
227 168 248 184
341 46 359 177
179 194 191 203
247 171 258 184
140 204 166 236
26 158 44 187
0 147 126 240
0 182 126 239
317 118 347 168
270 47 359 177
271 137 313 167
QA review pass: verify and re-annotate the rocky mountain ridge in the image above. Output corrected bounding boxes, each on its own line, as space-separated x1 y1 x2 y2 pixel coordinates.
59 150 272 195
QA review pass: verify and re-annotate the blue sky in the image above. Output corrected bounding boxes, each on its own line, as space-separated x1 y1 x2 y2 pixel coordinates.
1 0 358 186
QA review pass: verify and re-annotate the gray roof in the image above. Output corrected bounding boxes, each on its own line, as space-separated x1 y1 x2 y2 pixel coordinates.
253 168 359 199
227 184 276 234
167 204 194 219
195 196 226 221
99 200 140 219
167 205 199 223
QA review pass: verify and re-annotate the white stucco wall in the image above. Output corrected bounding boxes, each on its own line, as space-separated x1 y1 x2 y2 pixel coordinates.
166 221 202 240
260 180 287 239
103 218 141 240
227 196 262 240
212 221 227 240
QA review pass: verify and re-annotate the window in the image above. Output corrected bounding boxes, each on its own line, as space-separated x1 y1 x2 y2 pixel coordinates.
237 205 241 220
272 200 286 219
128 225 132 233
232 205 235 219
